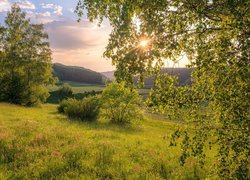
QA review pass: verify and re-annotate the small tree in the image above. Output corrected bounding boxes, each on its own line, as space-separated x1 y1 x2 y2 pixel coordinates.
101 82 143 124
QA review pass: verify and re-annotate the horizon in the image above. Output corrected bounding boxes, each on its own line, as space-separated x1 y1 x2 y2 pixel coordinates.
0 0 189 72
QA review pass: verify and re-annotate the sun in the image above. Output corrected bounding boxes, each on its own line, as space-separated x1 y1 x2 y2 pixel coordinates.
139 40 149 47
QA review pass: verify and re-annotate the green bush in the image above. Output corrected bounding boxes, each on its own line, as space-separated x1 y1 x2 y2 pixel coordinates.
101 82 143 124
57 98 76 113
58 96 101 121
58 84 73 98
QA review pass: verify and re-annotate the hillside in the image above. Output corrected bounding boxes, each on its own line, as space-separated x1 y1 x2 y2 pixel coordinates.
102 68 194 87
101 71 116 81
0 103 213 179
53 63 107 85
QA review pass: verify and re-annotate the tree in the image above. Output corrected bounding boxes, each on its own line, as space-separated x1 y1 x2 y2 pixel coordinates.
76 0 249 178
0 6 54 105
101 82 143 124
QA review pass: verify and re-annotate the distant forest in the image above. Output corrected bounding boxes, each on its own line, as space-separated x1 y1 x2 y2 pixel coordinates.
53 63 107 85
134 68 194 88
53 63 193 86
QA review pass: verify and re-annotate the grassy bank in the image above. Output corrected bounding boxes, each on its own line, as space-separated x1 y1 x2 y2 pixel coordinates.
0 103 215 179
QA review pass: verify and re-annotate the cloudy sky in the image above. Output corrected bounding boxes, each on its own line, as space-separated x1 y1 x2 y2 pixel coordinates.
0 0 114 72
0 0 189 72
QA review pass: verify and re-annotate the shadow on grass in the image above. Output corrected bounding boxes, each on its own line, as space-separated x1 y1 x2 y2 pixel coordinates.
51 111 143 135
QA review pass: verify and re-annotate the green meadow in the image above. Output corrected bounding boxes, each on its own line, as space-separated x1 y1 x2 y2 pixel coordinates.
0 103 216 179
49 81 105 93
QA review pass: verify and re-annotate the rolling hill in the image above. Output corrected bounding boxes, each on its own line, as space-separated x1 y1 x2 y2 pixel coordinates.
53 63 107 85
102 68 194 87
53 63 193 87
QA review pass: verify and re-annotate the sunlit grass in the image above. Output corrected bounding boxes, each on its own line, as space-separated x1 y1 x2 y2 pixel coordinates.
0 103 216 179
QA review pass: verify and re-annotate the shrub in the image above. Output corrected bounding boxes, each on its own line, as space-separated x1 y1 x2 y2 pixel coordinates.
58 84 73 99
57 98 76 113
101 82 143 124
58 96 101 121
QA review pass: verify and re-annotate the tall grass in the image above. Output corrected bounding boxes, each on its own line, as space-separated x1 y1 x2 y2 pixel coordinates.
0 103 217 179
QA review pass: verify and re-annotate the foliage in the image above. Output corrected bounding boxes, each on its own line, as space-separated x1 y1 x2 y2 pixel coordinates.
47 84 102 104
0 6 54 106
146 74 192 121
76 0 250 178
58 96 101 121
58 83 73 99
57 98 75 113
101 82 143 124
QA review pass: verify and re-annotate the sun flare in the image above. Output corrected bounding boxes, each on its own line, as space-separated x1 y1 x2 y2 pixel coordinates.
139 40 149 47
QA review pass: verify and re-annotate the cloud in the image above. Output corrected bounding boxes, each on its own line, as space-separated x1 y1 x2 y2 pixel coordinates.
16 0 35 10
45 20 110 50
53 5 62 15
44 19 114 72
40 3 63 16
26 10 54 24
0 0 11 12
41 3 54 9
38 11 51 17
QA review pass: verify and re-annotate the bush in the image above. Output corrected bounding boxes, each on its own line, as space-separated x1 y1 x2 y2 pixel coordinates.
58 96 101 121
58 84 73 98
57 98 76 113
101 82 143 124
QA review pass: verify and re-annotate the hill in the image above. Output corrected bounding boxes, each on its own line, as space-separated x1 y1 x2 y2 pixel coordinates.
0 103 213 179
102 68 194 87
101 71 116 81
53 63 107 85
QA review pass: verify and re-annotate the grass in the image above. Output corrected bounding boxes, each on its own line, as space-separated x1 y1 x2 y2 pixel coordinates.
49 81 150 95
0 103 216 179
49 81 105 94
47 81 151 103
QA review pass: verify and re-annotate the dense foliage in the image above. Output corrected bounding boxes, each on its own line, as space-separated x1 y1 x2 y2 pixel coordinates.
58 84 73 99
0 6 54 105
58 96 101 121
101 82 143 124
76 0 250 178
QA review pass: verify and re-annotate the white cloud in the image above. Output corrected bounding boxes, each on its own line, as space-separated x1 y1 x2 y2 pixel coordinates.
40 3 63 16
53 5 62 15
37 11 51 17
16 0 35 10
0 0 11 12
26 10 53 24
41 3 54 9
45 20 109 50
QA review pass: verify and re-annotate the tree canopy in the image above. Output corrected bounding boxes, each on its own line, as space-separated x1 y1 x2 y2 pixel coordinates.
0 6 54 105
76 0 250 178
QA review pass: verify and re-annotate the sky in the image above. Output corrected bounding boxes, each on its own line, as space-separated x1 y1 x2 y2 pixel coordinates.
0 0 114 72
0 0 189 72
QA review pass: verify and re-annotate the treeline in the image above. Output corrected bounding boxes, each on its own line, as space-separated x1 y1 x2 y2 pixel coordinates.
134 68 194 88
53 63 107 85
0 6 54 105
103 68 194 88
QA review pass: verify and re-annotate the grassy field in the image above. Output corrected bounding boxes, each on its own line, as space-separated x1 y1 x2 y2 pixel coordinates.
0 103 216 179
49 81 105 94
50 81 150 95
47 81 151 103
